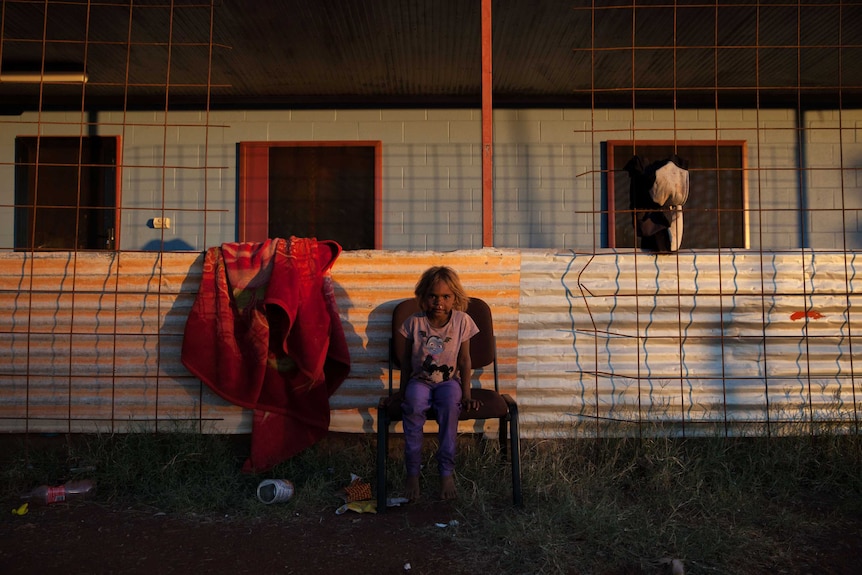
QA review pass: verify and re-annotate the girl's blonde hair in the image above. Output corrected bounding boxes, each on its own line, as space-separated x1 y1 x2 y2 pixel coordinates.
414 266 470 312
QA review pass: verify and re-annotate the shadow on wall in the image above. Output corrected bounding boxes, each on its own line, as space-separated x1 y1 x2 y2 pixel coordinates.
157 252 215 433
331 280 385 434
142 239 196 251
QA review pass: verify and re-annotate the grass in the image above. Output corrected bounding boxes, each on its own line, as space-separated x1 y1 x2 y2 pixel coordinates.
2 429 861 574
453 433 862 573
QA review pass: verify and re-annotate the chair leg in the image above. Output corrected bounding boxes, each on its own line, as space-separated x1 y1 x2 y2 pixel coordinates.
376 405 389 514
499 415 509 461
509 403 523 508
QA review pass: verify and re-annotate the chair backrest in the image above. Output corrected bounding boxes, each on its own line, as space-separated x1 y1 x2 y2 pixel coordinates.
390 297 496 370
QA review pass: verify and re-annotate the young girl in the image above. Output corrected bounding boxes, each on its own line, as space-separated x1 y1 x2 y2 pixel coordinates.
396 266 481 501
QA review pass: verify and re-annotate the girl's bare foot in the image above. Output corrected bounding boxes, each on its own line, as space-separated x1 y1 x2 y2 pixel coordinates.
405 475 420 501
440 474 457 500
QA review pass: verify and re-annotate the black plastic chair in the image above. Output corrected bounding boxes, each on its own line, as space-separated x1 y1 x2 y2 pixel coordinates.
376 297 522 511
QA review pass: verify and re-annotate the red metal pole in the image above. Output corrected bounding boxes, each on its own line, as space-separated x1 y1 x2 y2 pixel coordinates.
481 0 493 247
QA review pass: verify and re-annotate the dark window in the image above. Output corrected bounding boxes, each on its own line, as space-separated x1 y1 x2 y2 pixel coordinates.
607 140 748 249
15 136 120 251
239 142 380 250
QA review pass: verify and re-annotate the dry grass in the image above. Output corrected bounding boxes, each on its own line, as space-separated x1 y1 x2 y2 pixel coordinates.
3 429 861 574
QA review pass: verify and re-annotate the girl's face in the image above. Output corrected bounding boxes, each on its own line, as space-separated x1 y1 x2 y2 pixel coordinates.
424 279 455 320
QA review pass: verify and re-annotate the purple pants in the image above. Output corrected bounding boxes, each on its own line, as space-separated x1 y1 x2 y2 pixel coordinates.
402 378 462 477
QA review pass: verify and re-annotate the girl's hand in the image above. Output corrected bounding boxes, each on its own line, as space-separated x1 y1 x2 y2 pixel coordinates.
460 398 482 412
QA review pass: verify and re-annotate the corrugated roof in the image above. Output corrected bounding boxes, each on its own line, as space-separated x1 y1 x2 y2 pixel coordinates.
1 0 860 111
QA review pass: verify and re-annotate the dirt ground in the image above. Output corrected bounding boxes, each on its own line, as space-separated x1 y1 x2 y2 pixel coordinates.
3 496 862 575
0 497 477 575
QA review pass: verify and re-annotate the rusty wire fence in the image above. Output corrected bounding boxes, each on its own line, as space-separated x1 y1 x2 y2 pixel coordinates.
0 1 859 439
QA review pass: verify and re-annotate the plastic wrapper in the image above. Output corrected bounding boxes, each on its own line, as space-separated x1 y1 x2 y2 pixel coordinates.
335 500 377 515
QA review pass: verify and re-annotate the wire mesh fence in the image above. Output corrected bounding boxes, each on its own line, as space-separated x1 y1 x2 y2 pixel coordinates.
0 1 858 438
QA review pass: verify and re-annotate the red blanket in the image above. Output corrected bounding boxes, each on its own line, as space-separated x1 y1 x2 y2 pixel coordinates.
181 237 350 472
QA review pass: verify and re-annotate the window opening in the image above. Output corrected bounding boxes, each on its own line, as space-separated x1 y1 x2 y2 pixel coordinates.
239 141 381 250
15 136 120 251
606 140 748 250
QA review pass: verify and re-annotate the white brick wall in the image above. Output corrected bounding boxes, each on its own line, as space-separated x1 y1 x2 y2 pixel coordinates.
1 107 858 251
804 110 862 250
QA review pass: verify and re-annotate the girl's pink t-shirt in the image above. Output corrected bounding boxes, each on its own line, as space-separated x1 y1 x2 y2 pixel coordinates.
399 310 479 384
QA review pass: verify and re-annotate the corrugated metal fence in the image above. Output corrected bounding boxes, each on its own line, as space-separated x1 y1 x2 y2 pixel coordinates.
1 248 859 438
519 249 860 438
0 249 521 435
